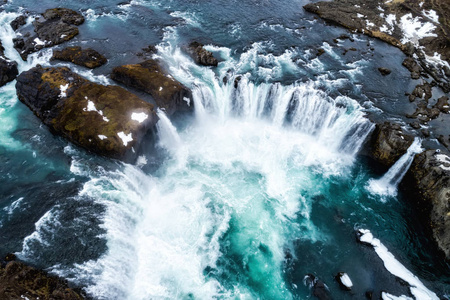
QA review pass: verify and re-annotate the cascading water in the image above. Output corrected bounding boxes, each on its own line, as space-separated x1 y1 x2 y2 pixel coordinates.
367 138 423 198
1 2 445 299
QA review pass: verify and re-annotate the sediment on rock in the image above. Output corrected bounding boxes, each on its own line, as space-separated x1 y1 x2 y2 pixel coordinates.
0 256 84 300
52 46 107 68
16 66 156 160
13 8 85 61
408 150 450 259
111 59 192 115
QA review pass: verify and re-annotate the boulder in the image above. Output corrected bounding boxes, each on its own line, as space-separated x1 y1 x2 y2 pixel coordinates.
0 41 18 87
0 257 84 300
186 41 218 67
16 66 157 160
14 8 84 61
378 67 391 76
52 46 107 69
335 272 353 291
434 96 450 114
370 122 414 167
111 59 192 115
408 150 450 259
402 58 421 80
10 15 27 31
304 274 331 300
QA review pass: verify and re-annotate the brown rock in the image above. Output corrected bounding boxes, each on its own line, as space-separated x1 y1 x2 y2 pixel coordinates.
111 59 192 115
52 46 107 69
186 41 218 67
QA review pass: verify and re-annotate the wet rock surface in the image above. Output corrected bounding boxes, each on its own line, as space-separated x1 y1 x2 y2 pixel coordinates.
0 41 18 87
369 122 414 167
13 8 84 61
16 66 156 160
185 41 218 67
52 46 107 69
111 59 192 115
10 15 26 31
408 150 450 259
0 256 84 300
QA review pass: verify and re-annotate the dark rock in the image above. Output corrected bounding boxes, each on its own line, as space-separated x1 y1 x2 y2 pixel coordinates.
421 129 430 137
16 66 156 160
304 274 331 300
0 41 19 87
317 48 325 56
365 290 373 299
4 254 15 262
14 8 84 61
0 260 84 299
438 135 450 149
410 121 421 129
10 15 27 31
408 150 450 259
186 41 218 67
409 82 432 102
378 67 391 76
407 101 441 124
370 122 414 167
111 59 192 115
52 46 107 69
434 96 450 114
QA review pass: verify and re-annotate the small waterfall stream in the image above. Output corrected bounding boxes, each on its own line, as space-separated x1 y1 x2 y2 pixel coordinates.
367 137 423 197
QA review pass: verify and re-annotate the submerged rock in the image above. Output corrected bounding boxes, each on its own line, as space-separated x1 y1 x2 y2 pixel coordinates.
409 150 450 259
13 8 84 61
52 46 107 68
111 59 192 115
370 122 414 167
0 257 84 299
186 41 218 67
16 66 156 160
0 41 18 87
378 67 391 76
304 274 332 300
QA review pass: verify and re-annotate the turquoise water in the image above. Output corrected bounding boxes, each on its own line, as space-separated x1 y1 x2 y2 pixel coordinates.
0 0 449 299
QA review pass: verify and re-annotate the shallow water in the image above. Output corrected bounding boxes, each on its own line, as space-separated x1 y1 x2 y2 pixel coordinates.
0 0 449 299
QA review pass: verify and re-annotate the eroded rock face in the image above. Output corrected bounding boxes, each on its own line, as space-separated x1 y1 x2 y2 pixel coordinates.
0 259 84 300
370 122 414 166
52 46 107 69
186 41 218 67
13 8 84 61
409 150 450 259
0 41 18 87
16 66 156 160
111 59 192 115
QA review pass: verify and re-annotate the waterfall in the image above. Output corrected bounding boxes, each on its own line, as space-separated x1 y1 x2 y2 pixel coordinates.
367 137 423 197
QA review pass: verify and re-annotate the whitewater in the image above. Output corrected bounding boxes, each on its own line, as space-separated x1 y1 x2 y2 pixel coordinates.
0 0 448 299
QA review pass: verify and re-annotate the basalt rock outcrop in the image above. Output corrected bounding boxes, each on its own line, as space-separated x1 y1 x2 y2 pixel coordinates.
0 41 18 87
186 41 218 67
52 46 107 69
0 256 84 300
16 66 156 160
111 59 192 115
369 122 414 167
408 150 450 259
13 8 84 61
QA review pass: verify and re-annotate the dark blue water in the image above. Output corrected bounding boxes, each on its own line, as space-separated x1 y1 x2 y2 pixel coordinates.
0 0 449 299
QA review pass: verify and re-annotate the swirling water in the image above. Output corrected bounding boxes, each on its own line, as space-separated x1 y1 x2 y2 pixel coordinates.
0 0 449 299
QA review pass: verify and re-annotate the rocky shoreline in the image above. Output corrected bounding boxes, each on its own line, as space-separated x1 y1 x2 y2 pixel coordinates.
304 0 450 260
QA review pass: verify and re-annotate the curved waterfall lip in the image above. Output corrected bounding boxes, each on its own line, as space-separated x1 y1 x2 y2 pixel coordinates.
366 138 423 198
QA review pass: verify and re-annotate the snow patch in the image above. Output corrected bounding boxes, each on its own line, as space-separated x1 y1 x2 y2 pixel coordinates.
422 10 439 23
83 97 109 122
59 84 69 98
117 131 133 146
98 135 107 140
436 154 450 171
381 292 413 300
339 273 353 288
358 229 438 300
33 37 45 46
399 13 437 45
357 13 365 19
131 112 148 123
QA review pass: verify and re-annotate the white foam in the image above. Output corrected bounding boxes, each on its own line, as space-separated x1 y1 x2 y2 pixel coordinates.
131 112 148 123
358 229 438 300
117 131 133 146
